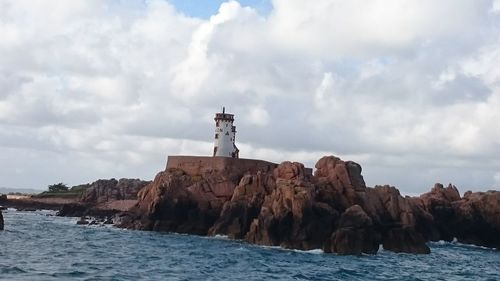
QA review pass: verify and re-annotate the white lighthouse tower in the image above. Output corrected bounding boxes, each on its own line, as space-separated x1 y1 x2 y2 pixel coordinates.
213 107 239 158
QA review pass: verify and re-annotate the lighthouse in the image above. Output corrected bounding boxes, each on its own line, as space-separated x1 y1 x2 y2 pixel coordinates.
213 107 239 158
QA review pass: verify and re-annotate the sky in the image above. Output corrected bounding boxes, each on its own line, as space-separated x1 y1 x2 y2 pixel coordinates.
0 0 499 194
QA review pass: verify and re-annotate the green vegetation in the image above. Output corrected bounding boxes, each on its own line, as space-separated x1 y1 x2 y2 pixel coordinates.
34 183 89 199
48 183 69 192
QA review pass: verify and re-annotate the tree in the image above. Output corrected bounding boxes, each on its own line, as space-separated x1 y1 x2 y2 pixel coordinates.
48 182 69 193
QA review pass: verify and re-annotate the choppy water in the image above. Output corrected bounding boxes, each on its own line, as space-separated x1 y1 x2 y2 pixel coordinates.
0 209 499 281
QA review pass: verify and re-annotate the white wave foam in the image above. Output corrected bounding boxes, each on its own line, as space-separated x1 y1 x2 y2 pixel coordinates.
291 248 324 254
430 239 497 251
257 244 324 254
211 234 229 240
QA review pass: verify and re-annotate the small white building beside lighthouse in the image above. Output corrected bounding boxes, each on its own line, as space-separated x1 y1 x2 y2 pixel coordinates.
213 107 239 158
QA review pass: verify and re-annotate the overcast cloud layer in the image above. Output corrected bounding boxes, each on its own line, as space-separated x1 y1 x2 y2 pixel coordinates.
1 0 499 194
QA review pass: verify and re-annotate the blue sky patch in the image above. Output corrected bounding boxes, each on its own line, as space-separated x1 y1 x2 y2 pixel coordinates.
168 0 272 18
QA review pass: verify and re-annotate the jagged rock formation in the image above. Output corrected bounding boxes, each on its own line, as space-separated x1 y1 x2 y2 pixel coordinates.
118 155 500 255
57 178 150 218
0 210 4 230
416 184 500 248
120 158 277 234
81 178 150 203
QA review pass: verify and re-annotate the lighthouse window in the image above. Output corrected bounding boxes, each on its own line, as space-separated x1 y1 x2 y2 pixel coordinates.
216 121 220 127
215 133 219 139
225 124 228 127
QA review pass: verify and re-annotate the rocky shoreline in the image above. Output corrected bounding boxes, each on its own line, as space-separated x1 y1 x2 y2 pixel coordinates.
117 155 499 255
0 178 150 224
1 155 498 255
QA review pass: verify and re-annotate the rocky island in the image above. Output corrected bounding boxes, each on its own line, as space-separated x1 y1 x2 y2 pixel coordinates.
117 155 500 255
3 109 498 255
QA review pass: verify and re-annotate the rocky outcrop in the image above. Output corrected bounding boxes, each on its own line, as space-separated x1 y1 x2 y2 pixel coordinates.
0 210 4 230
50 178 151 219
418 185 500 249
323 205 379 255
452 191 500 248
208 171 276 239
80 178 150 203
118 155 500 255
244 161 337 250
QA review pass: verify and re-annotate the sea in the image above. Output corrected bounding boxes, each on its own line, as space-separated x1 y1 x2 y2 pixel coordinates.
0 209 498 281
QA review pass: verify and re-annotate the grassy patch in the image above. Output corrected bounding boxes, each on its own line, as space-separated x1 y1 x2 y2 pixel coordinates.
35 184 89 199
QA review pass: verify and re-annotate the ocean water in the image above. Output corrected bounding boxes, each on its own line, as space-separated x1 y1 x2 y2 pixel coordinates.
0 210 498 281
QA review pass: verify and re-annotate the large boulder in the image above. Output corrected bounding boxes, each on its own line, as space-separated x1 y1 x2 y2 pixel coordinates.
245 161 337 250
417 184 500 248
315 156 366 191
119 165 250 234
448 191 500 248
323 205 380 255
314 156 366 210
382 227 430 254
208 171 276 239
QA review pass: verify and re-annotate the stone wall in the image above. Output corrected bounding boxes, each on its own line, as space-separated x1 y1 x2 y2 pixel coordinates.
166 156 279 176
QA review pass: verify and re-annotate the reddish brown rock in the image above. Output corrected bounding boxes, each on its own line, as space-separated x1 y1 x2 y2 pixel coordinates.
313 156 367 211
382 227 430 254
358 185 432 253
128 168 217 234
414 184 500 248
323 205 380 255
314 156 366 191
209 171 276 239
245 161 337 250
448 191 500 248
273 161 310 180
120 157 278 235
117 154 500 255
81 178 150 204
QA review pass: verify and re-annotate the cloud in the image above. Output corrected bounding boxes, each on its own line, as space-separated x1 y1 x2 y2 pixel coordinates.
0 0 499 193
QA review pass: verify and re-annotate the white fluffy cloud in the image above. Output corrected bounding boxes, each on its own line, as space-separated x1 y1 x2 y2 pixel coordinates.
0 0 499 193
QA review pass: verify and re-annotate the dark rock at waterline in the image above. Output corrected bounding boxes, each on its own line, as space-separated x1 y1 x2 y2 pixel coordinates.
17 207 38 212
382 227 430 254
117 155 500 255
57 202 126 220
418 185 500 249
76 217 89 225
57 203 89 217
323 205 380 255
0 210 4 230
